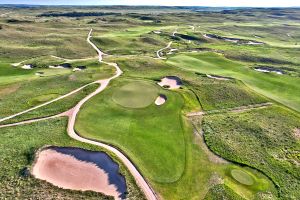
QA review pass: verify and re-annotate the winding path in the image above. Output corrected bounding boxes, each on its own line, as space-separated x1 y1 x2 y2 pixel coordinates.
0 29 157 200
156 41 173 59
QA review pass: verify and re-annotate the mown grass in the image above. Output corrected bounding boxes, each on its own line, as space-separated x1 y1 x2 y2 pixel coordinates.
76 78 186 183
76 77 276 199
0 84 98 125
0 63 114 118
167 52 300 112
0 118 145 199
1 6 300 200
112 81 159 108
203 106 300 199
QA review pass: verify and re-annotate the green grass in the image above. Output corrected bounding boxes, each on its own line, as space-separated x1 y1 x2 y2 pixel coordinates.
204 184 245 200
76 78 276 200
0 63 114 118
1 7 300 200
167 52 300 112
230 169 255 186
186 77 268 111
203 106 300 199
112 81 159 108
1 84 98 125
0 118 145 199
28 93 60 106
76 78 186 183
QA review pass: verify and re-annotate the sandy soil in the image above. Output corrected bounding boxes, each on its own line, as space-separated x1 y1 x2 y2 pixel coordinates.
158 77 182 89
254 68 283 75
155 95 166 106
206 74 230 81
21 64 33 69
1 29 158 200
32 149 120 199
293 128 300 139
0 84 20 96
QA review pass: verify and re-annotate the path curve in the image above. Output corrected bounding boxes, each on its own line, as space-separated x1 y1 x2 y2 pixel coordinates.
0 28 157 200
156 41 172 59
68 29 157 200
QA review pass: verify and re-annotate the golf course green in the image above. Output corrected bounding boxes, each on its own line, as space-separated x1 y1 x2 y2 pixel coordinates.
112 81 159 108
230 169 254 186
0 5 299 200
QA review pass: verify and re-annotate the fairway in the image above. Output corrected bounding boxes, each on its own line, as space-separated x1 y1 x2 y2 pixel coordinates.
0 4 299 200
112 81 159 108
76 79 186 183
230 169 254 186
167 52 300 112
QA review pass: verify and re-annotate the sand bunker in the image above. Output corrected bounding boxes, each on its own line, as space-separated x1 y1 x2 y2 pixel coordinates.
49 65 65 69
158 76 182 89
155 94 167 106
207 74 230 81
254 67 283 75
21 64 33 69
32 149 121 199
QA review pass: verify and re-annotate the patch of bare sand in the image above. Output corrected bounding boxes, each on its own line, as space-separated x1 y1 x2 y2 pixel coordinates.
32 149 120 199
0 84 20 97
206 74 230 81
293 128 300 139
155 94 167 106
158 76 182 89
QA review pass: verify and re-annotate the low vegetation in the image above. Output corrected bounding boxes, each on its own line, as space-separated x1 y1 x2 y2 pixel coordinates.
203 106 300 199
0 118 145 199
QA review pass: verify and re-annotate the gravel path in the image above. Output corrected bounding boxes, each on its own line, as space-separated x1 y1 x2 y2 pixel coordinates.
0 28 157 200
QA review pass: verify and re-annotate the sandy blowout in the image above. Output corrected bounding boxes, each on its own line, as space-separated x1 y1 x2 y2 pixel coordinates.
32 149 120 199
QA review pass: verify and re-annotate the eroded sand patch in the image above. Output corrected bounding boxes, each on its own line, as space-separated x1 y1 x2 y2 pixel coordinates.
21 64 33 69
32 149 121 199
158 76 182 89
206 74 230 81
293 128 300 139
155 94 167 106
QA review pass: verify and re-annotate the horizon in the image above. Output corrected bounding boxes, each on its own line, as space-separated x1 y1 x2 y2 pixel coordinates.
0 0 300 8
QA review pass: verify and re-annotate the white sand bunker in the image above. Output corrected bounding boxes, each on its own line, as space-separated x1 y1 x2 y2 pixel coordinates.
32 149 120 199
158 76 182 89
207 74 230 81
21 64 33 70
254 68 283 75
155 94 167 106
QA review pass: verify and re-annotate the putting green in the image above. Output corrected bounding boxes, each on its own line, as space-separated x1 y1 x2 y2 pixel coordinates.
230 169 255 186
112 81 158 108
28 93 60 106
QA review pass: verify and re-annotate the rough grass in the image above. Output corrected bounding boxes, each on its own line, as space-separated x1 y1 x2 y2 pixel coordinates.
0 63 114 118
1 84 98 125
204 184 245 200
76 78 186 183
167 52 300 112
186 78 268 111
0 118 145 200
203 106 300 199
28 93 60 106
